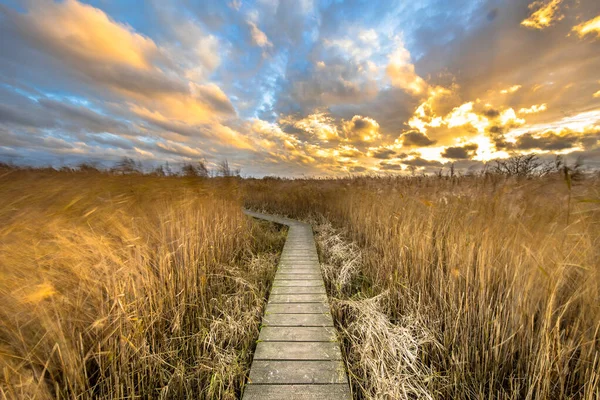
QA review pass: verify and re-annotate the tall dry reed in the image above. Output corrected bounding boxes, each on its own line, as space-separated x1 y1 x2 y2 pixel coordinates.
245 174 600 399
0 169 285 399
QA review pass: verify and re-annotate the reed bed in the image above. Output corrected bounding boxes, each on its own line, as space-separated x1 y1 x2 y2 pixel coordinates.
244 174 600 399
0 169 286 399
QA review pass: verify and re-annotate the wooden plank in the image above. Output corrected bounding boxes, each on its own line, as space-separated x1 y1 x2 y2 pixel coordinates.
269 294 328 303
253 342 342 360
275 273 322 280
248 360 347 384
270 286 326 295
266 303 330 314
243 384 351 400
259 326 336 342
272 280 324 287
278 262 319 268
276 268 322 274
262 313 333 327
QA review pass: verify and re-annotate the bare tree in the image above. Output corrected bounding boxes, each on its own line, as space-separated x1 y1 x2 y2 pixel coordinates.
491 154 543 177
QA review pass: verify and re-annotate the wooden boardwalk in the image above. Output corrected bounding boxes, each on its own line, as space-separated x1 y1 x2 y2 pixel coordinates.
242 210 351 400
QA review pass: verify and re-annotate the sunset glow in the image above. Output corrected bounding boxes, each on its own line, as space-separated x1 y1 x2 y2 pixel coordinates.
0 0 599 175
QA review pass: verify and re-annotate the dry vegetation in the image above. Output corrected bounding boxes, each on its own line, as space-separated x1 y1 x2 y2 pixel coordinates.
0 167 286 399
244 172 600 399
1 162 599 399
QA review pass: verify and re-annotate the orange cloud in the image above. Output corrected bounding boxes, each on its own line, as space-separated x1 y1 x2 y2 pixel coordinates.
281 112 340 141
16 0 158 69
572 15 600 39
519 104 548 114
500 85 522 94
341 115 381 143
386 40 427 95
521 0 564 30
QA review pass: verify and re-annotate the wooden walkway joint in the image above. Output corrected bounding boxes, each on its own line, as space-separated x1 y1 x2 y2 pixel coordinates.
242 210 351 400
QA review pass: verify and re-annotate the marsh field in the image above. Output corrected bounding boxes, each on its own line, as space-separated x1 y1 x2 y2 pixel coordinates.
1 166 599 399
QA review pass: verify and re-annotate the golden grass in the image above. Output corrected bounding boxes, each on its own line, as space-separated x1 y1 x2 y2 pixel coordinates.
244 174 600 399
0 169 286 399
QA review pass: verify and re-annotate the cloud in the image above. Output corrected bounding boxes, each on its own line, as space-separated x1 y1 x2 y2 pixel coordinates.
400 130 437 147
379 160 404 171
514 131 579 151
341 115 381 143
519 104 548 114
572 15 600 39
12 0 158 69
7 1 235 124
248 20 273 48
1 0 599 176
521 0 564 30
386 39 427 95
402 157 443 167
500 85 522 94
280 112 340 141
442 143 479 159
370 148 397 159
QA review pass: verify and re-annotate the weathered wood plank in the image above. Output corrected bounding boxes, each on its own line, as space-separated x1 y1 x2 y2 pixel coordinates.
259 326 336 342
270 286 327 295
248 360 347 384
272 280 324 287
253 342 342 360
266 303 330 314
276 268 322 274
243 384 351 400
269 294 328 303
275 273 322 280
262 313 333 327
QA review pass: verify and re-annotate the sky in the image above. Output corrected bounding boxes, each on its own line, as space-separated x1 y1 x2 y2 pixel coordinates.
0 0 599 176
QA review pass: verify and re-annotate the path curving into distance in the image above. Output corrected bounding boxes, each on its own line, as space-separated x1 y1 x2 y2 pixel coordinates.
242 210 351 400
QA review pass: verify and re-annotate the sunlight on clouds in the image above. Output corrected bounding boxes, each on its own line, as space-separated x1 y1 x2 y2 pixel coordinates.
572 15 600 39
506 110 600 140
500 85 522 94
281 112 340 141
408 86 454 132
128 83 234 125
386 39 427 95
248 21 273 48
446 102 489 133
499 108 525 127
519 104 548 114
469 135 509 161
17 0 157 69
341 116 381 143
521 0 564 30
